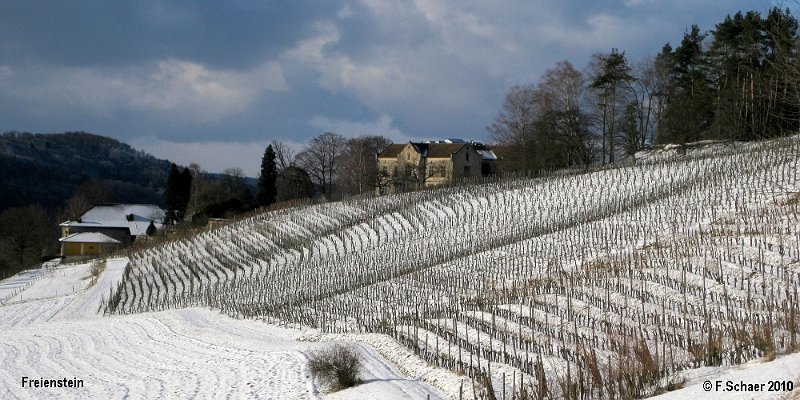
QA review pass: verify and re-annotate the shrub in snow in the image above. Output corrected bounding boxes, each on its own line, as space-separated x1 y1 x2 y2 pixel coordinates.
307 344 362 391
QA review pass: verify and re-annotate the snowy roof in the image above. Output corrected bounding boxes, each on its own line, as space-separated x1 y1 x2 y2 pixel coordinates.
59 232 121 244
60 204 165 236
476 149 498 160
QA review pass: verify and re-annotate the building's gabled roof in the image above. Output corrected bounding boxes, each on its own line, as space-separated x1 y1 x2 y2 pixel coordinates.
377 144 406 158
59 232 121 244
426 143 467 158
410 142 429 156
60 204 165 236
378 141 494 160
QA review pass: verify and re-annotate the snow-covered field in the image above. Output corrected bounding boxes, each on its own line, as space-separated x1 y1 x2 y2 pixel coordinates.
100 137 800 398
3 137 800 399
0 259 445 399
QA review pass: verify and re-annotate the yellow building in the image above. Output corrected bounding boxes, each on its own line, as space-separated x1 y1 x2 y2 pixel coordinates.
58 204 164 260
59 232 121 257
376 140 497 193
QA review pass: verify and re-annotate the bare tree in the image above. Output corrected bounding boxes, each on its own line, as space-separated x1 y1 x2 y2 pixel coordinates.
487 84 538 171
489 62 595 171
61 180 114 221
0 205 52 272
337 135 392 196
296 132 347 197
618 57 663 159
186 163 210 217
535 61 596 167
221 167 249 201
270 140 296 171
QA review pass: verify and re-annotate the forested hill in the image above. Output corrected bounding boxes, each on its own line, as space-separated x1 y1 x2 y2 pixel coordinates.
0 131 170 213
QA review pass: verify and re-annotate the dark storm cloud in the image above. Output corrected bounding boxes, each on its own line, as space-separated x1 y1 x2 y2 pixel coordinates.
0 1 343 69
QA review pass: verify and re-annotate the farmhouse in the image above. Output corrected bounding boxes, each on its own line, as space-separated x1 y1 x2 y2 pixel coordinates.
59 204 165 258
377 139 497 193
58 232 121 257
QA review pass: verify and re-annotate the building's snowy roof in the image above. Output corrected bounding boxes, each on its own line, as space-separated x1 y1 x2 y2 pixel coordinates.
60 204 165 236
59 232 121 244
476 149 498 160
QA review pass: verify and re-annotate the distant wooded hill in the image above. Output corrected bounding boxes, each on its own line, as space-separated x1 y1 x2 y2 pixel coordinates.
0 131 170 214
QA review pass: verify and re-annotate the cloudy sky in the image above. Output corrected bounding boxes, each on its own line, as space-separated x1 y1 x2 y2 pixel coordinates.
0 0 782 176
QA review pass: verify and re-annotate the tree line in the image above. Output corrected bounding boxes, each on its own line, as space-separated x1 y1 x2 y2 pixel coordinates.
490 7 799 171
253 134 391 206
161 134 391 225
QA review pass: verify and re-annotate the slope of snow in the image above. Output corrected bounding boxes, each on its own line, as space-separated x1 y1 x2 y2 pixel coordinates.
0 268 53 303
0 261 445 399
2 263 91 304
652 353 800 400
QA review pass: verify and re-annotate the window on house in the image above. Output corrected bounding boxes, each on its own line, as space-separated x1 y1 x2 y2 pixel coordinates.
466 152 469 161
464 166 471 175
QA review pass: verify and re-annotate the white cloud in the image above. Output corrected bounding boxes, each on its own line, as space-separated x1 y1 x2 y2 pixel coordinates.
284 21 422 102
624 0 654 6
0 65 13 80
337 3 354 18
282 17 495 135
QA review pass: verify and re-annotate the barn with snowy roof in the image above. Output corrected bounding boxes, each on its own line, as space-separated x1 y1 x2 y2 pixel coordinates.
59 204 165 257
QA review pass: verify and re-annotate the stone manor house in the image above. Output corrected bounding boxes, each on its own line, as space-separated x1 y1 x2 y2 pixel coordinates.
376 139 498 193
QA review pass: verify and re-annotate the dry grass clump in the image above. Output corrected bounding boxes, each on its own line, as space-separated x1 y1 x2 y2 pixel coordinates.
307 344 362 392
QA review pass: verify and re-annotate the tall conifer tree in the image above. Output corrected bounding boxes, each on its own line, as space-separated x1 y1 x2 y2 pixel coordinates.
257 145 278 207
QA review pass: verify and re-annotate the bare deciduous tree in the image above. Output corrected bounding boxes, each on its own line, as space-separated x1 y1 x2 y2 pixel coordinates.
0 205 52 272
487 84 538 171
270 139 296 171
61 180 114 221
337 135 392 196
489 62 595 171
296 132 347 197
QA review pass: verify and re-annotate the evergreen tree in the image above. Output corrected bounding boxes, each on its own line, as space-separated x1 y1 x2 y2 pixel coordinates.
180 167 193 211
257 145 278 207
164 164 191 224
591 49 635 164
164 164 181 223
660 25 714 145
146 220 156 236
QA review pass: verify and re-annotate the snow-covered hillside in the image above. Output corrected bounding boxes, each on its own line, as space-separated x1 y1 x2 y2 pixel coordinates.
0 260 445 399
98 136 800 398
3 137 800 399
